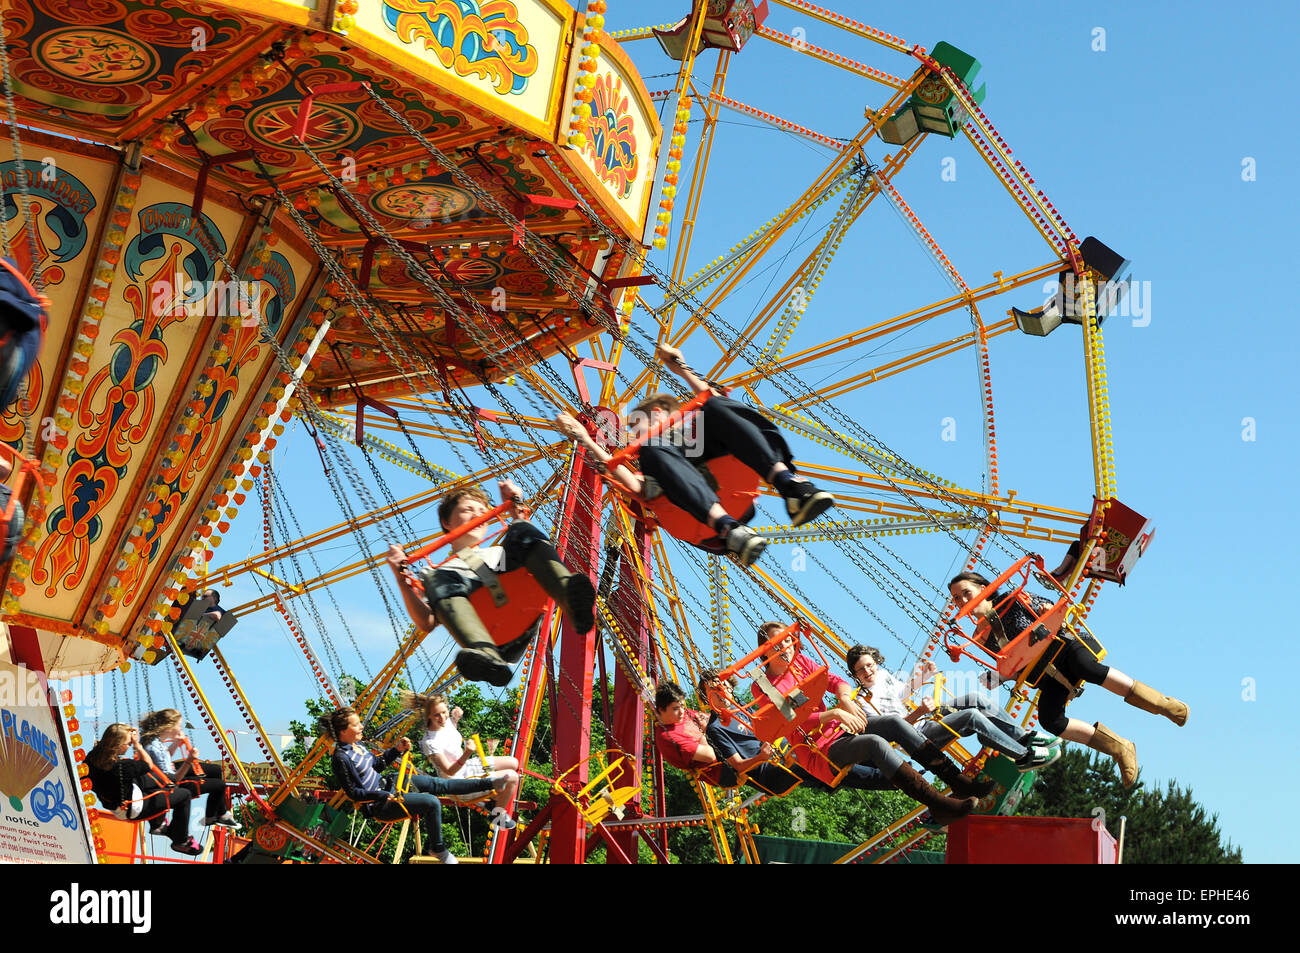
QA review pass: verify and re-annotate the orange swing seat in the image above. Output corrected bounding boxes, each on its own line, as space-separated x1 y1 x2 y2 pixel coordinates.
466 566 551 653
640 455 762 549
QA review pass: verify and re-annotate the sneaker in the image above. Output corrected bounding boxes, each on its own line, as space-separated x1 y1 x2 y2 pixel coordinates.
1016 745 1062 772
148 818 168 836
563 573 597 634
170 837 203 856
1018 730 1060 750
724 524 768 568
433 848 459 865
782 480 835 527
1029 745 1063 769
204 811 240 829
456 647 514 688
489 806 517 831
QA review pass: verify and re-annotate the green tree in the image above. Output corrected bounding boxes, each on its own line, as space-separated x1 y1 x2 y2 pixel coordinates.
1018 749 1242 864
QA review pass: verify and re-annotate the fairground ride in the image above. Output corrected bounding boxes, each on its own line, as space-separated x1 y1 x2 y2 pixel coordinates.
0 0 1144 864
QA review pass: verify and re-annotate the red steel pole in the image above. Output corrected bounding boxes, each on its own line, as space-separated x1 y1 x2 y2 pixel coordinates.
545 453 603 864
605 519 653 863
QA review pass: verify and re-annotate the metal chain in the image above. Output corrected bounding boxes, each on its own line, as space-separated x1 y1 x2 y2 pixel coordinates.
0 13 46 293
534 147 1025 572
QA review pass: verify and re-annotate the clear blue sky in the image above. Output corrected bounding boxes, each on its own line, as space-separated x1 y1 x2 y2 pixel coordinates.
86 0 1298 863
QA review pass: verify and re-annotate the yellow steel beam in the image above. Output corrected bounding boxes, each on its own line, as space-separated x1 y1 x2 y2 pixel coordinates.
755 25 905 88
251 567 303 594
212 645 293 784
380 399 548 432
664 51 731 330
621 67 931 402
705 91 846 153
207 455 545 588
747 564 850 659
703 166 885 381
674 3 711 97
228 481 566 617
960 125 1067 258
765 317 1018 408
767 0 916 56
269 623 434 809
719 261 1061 390
349 416 534 451
789 462 1089 527
165 631 260 799
608 26 661 42
692 775 735 864
1078 275 1117 499
833 806 929 863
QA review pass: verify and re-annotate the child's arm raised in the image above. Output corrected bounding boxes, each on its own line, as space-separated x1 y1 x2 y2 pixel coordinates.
553 413 645 495
656 343 712 395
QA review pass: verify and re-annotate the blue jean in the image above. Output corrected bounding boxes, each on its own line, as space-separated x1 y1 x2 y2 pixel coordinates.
369 773 495 853
920 707 1028 760
953 690 1040 745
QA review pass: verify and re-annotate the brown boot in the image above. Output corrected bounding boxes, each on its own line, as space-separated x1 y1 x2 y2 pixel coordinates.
1088 722 1138 787
889 763 978 826
915 741 996 799
1125 681 1189 727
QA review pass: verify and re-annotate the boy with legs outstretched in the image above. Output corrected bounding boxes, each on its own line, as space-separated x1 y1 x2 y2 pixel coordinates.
387 479 596 687
555 344 834 567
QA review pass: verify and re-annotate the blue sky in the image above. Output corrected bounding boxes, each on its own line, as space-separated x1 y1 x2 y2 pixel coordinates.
87 0 1298 863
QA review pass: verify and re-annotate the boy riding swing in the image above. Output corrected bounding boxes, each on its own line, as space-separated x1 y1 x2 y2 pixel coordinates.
554 344 835 567
387 478 597 687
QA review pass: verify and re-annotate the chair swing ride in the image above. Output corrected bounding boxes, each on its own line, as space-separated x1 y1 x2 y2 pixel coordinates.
0 0 1154 864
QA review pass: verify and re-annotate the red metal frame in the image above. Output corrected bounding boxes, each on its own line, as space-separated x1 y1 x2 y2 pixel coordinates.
604 519 653 863
547 453 603 864
942 554 1070 678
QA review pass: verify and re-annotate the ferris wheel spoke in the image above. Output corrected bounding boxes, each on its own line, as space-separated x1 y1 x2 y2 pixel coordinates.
720 259 1059 393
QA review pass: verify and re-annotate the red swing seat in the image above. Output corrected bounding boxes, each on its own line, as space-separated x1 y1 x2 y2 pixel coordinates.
705 622 830 743
467 567 551 648
640 454 762 548
702 621 855 790
404 507 553 652
943 555 1070 679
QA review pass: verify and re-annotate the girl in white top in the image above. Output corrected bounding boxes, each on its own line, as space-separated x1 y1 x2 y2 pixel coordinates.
407 692 520 830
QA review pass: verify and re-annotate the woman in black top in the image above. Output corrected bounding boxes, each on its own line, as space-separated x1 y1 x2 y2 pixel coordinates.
948 571 1188 788
86 724 203 855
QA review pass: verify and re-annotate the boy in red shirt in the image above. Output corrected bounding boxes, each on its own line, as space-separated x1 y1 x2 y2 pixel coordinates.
652 681 723 785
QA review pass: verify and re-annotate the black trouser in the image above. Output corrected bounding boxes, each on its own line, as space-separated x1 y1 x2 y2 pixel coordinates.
137 783 194 844
1035 639 1111 736
638 396 791 526
178 763 229 820
423 521 552 602
367 774 496 854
